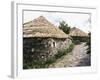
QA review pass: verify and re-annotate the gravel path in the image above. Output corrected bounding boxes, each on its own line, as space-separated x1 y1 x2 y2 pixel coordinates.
49 42 91 68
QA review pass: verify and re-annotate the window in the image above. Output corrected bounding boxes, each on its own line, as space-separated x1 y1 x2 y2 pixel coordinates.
31 48 34 52
53 42 56 47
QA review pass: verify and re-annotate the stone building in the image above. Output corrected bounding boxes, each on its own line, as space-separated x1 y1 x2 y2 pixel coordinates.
69 27 89 42
69 27 88 37
23 16 72 62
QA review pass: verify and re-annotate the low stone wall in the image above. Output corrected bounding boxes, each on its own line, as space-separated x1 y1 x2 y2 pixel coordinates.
23 37 72 68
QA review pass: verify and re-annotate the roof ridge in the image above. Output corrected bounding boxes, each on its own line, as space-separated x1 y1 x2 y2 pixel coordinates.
23 16 68 38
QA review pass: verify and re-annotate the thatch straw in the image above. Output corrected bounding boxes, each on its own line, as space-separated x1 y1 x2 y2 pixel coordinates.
23 16 68 38
69 27 88 37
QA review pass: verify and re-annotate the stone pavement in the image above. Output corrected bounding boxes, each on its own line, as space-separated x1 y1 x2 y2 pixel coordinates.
49 42 91 68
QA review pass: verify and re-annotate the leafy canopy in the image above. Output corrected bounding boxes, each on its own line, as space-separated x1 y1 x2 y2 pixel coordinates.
59 21 71 34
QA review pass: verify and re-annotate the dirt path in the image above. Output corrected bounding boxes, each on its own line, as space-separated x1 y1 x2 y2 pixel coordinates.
49 42 91 68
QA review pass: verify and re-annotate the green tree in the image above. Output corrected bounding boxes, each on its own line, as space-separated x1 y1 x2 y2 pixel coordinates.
86 32 91 54
59 21 71 34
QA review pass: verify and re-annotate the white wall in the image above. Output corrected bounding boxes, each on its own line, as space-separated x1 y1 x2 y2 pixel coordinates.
0 0 100 80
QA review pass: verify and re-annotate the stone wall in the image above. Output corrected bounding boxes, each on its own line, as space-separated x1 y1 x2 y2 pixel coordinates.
23 37 72 64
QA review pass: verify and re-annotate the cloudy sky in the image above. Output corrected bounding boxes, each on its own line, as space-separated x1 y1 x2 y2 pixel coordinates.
24 11 91 33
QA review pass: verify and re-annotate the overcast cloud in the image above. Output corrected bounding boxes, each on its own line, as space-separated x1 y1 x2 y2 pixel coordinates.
24 11 91 33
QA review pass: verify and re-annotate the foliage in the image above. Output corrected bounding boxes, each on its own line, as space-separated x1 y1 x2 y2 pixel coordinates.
71 36 89 45
55 49 66 59
67 43 74 52
59 21 71 34
44 58 56 67
55 43 74 59
86 32 91 54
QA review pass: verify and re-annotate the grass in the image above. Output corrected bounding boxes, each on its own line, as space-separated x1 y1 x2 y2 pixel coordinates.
23 43 74 69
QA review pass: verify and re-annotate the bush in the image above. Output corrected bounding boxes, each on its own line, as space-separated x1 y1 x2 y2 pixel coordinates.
86 33 91 54
67 43 74 52
72 40 81 45
45 58 56 66
71 36 89 44
55 49 66 59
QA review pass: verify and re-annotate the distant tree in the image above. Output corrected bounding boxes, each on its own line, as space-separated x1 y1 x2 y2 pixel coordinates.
59 21 71 34
86 32 91 54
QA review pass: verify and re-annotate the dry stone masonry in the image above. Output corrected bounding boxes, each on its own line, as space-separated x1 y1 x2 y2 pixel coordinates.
23 16 72 68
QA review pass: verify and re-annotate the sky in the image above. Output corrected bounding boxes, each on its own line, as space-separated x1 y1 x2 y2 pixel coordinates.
23 11 91 33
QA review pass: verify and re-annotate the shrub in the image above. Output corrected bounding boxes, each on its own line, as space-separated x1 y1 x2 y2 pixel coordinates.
55 49 66 59
86 32 91 54
45 58 56 66
67 43 74 52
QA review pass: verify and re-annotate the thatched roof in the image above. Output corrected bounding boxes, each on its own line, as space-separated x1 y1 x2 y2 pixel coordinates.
69 27 88 37
23 16 68 38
